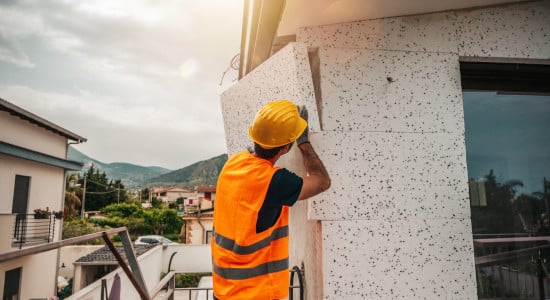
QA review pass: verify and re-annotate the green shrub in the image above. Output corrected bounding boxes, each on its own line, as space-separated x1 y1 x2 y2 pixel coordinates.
101 203 143 218
175 273 211 288
62 219 104 245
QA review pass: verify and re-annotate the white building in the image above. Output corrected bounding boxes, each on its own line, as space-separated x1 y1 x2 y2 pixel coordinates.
0 98 86 299
180 185 216 245
221 1 550 299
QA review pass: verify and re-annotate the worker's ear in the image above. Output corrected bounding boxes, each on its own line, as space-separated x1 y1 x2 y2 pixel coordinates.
281 144 291 155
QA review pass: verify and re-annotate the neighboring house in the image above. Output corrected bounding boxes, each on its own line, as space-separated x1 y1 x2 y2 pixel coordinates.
152 187 194 204
180 185 216 244
194 185 216 202
186 185 215 212
71 244 156 293
221 1 550 299
0 98 86 299
181 212 213 245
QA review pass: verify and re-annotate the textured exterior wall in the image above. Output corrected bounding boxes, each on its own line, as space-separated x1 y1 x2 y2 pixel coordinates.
221 43 324 299
0 250 59 300
220 1 550 299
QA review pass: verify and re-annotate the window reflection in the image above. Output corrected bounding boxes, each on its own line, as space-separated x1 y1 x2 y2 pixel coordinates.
464 91 550 299
465 92 550 235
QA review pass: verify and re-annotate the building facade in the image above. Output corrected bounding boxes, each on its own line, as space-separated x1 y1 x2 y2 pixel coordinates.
0 98 86 299
220 1 550 299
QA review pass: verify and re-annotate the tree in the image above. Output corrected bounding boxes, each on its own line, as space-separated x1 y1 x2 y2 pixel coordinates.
64 191 81 220
101 203 143 218
143 209 183 235
64 173 82 219
139 188 150 202
471 170 520 234
78 165 130 211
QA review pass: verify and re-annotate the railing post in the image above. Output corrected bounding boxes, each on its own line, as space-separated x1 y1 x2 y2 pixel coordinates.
289 265 304 300
538 249 545 300
48 215 54 243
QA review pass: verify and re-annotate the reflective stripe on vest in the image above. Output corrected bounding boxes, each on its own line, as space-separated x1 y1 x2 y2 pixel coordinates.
213 257 289 280
212 151 290 299
214 225 288 255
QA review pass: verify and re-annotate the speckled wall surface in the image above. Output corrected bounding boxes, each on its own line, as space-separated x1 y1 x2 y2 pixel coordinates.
292 1 549 299
220 1 550 299
220 43 319 156
220 43 324 299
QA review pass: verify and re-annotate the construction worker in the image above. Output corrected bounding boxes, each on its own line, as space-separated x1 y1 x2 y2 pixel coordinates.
212 99 331 300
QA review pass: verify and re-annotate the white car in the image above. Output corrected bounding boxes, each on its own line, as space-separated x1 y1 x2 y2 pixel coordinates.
134 235 176 245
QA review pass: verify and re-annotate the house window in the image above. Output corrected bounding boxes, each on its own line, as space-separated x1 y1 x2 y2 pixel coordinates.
205 230 213 244
461 60 550 298
12 175 30 216
3 267 22 300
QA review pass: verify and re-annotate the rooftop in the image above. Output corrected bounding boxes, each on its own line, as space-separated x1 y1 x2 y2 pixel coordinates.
0 97 87 143
75 244 155 265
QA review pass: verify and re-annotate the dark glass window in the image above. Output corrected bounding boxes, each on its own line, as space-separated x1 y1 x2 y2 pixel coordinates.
462 61 550 299
465 92 550 234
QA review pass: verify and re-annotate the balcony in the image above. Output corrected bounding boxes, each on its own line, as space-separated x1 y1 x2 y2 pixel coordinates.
474 235 550 299
0 213 58 251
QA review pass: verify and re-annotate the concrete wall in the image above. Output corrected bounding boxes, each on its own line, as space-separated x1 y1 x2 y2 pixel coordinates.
68 245 164 300
0 154 66 299
162 244 212 273
58 245 104 279
67 244 212 299
0 250 59 300
0 102 74 298
221 42 324 299
0 154 66 215
0 110 67 158
220 1 550 299
184 218 213 244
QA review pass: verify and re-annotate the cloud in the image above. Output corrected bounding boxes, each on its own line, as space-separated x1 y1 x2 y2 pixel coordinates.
1 83 228 168
0 0 242 169
0 27 35 68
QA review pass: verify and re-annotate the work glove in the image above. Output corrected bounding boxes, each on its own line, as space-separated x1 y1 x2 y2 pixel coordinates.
296 105 309 145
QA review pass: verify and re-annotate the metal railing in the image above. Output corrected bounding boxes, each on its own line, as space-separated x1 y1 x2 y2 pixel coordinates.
12 214 57 249
289 265 304 300
153 265 305 300
475 242 550 299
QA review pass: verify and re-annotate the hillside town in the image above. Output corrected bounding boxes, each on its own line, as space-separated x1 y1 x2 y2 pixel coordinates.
2 0 550 300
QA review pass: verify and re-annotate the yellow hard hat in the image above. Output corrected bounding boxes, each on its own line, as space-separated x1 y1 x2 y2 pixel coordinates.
248 100 307 149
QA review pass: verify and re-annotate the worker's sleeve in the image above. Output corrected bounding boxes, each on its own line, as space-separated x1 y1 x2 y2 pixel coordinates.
256 169 303 233
265 168 303 206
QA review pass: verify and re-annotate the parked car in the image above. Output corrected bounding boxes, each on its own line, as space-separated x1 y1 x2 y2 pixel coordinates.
134 235 176 245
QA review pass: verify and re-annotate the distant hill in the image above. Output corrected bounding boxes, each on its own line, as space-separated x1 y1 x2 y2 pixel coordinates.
146 153 228 189
68 146 171 189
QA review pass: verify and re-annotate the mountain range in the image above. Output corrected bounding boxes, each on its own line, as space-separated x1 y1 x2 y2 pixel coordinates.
68 146 227 190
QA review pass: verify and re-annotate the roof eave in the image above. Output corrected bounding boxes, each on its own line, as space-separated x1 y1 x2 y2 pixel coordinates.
239 0 286 79
0 97 87 143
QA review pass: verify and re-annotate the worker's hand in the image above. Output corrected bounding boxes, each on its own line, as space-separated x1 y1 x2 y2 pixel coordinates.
296 105 309 145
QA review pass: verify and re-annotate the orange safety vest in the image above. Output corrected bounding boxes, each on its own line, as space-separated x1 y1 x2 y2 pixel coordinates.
212 151 290 300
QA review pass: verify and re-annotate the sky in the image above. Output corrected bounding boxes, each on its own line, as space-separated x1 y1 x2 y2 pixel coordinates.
0 0 243 170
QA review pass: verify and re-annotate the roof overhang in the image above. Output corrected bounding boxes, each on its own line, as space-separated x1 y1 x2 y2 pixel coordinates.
0 97 87 143
239 0 531 78
0 141 84 171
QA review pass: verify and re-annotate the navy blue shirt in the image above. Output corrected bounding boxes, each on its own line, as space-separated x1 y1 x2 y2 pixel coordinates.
256 169 303 233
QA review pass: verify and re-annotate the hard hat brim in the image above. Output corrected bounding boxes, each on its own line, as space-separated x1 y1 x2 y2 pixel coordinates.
249 117 307 149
